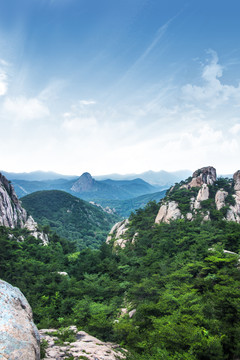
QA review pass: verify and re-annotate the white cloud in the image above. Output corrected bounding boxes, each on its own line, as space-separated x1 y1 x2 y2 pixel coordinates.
79 100 96 106
229 123 240 135
3 96 50 121
0 71 8 96
62 116 97 132
0 58 11 96
182 50 240 107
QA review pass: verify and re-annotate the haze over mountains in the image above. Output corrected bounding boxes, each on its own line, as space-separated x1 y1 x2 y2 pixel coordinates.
1 169 192 186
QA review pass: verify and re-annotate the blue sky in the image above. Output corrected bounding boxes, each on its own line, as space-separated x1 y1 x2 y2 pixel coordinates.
0 0 240 176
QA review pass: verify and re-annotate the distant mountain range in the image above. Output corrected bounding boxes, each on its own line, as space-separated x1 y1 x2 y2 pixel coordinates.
1 169 193 186
94 169 192 186
8 172 164 201
0 170 77 181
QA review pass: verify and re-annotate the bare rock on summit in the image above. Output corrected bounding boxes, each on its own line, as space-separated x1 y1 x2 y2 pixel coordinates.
233 170 240 191
0 279 40 360
71 172 96 192
188 166 216 188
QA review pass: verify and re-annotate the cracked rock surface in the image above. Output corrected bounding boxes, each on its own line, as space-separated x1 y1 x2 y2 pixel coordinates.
40 326 126 360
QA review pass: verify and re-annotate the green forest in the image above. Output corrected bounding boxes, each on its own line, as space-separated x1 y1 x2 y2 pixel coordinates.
21 190 120 249
1 189 240 359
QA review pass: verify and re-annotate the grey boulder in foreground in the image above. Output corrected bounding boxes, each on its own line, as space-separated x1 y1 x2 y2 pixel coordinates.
0 279 40 360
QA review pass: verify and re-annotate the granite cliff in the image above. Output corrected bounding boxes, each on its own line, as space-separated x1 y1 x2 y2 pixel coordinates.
0 173 48 244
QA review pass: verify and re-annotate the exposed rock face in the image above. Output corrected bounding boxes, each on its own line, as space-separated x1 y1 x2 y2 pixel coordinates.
107 219 130 248
233 170 240 191
193 184 210 210
227 191 240 223
40 326 126 360
215 189 228 210
0 173 28 228
188 166 216 188
0 279 40 359
71 172 97 192
0 173 48 244
155 201 182 224
24 216 49 245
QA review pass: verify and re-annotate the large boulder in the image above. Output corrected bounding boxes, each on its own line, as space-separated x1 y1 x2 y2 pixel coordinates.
0 279 40 359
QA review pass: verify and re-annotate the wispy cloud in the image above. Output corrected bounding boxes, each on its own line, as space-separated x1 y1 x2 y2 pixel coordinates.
3 96 50 121
0 59 10 96
79 100 96 106
136 20 170 64
182 50 240 108
0 72 8 96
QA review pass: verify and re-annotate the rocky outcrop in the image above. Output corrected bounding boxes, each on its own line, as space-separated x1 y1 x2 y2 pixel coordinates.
0 173 28 228
193 184 210 210
24 216 49 245
71 172 97 192
188 166 216 188
0 173 48 244
89 201 116 214
155 201 182 224
0 279 40 359
215 189 228 210
40 326 126 360
233 170 240 191
107 219 130 248
227 191 240 223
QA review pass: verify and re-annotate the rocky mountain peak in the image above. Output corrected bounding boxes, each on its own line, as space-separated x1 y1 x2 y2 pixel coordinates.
233 170 240 191
71 172 96 192
0 172 28 228
154 166 240 225
188 166 217 187
0 172 48 244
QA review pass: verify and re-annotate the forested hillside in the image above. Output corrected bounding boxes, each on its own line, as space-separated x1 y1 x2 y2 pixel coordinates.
21 190 120 249
1 167 240 359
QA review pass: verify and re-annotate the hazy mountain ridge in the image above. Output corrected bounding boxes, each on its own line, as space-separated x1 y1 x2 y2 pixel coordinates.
95 169 193 186
11 172 162 201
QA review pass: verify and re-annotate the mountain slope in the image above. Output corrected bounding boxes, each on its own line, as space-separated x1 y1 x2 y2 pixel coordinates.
21 190 120 249
96 189 167 218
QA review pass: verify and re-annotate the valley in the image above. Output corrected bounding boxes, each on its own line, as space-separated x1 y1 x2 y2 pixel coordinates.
1 167 240 360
